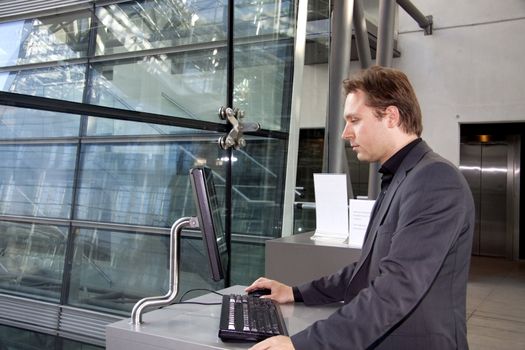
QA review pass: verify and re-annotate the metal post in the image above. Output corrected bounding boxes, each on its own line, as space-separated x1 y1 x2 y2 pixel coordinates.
367 0 397 200
376 0 396 67
353 0 372 69
224 0 234 286
280 0 307 236
396 0 433 35
324 0 354 199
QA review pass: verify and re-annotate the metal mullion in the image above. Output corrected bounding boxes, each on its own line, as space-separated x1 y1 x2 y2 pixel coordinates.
78 133 222 145
224 0 235 288
0 214 70 227
0 58 89 73
0 137 79 145
71 219 169 236
0 91 229 132
0 2 93 24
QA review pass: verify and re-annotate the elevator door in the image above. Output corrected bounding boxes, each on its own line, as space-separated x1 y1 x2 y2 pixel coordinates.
460 142 508 257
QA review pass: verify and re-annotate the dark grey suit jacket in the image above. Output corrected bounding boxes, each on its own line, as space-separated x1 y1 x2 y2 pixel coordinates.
291 141 475 350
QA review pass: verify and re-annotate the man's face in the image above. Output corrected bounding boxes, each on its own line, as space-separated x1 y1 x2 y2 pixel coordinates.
341 90 391 164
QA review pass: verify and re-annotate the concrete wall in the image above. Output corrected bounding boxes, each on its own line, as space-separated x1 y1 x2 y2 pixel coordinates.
300 0 525 165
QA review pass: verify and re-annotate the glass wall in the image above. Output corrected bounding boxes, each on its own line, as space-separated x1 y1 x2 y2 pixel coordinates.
0 324 103 350
0 0 296 325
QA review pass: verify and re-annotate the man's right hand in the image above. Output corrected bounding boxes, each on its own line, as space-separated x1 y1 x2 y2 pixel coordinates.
245 277 294 304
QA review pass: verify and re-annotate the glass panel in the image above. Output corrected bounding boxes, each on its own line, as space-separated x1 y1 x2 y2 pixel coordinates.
231 241 264 285
0 65 86 102
0 221 67 302
95 0 226 56
0 106 80 139
294 129 324 234
75 141 228 227
234 39 294 132
0 12 91 68
0 324 104 350
230 137 287 238
68 228 223 314
89 50 226 121
0 144 76 218
235 0 294 38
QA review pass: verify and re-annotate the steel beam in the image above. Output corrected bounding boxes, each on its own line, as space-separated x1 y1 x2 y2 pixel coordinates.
353 0 372 69
397 0 433 35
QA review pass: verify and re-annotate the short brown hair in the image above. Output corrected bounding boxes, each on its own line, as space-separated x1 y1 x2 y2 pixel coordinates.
343 65 423 136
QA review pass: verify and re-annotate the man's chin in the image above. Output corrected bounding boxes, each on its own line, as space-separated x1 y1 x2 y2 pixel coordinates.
356 154 369 162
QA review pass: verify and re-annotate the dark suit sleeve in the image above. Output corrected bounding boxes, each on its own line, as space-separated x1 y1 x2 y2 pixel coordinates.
291 161 473 349
295 261 358 304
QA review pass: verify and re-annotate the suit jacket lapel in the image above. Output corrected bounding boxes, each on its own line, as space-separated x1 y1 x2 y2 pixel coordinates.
350 141 432 280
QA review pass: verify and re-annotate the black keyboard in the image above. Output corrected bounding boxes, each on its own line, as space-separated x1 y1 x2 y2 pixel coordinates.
219 294 288 342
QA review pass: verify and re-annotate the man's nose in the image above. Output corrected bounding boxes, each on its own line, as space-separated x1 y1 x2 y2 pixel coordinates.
341 123 353 140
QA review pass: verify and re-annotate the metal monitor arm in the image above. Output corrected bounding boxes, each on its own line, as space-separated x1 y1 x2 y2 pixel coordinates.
131 216 198 325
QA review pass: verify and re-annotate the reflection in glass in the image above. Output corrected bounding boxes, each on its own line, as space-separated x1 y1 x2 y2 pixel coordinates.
89 50 226 121
0 13 90 68
0 324 104 349
0 222 67 302
95 0 226 56
231 241 265 285
0 65 86 102
75 141 227 227
68 228 169 313
0 106 80 139
231 137 287 238
234 39 294 132
0 145 76 218
235 0 294 38
68 228 223 313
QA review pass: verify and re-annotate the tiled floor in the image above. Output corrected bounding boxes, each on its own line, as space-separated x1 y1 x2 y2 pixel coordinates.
467 256 525 350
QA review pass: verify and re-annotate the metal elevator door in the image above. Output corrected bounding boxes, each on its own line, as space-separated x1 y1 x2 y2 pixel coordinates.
460 140 517 258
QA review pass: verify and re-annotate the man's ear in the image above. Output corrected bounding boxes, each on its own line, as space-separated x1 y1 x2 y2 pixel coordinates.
384 105 400 128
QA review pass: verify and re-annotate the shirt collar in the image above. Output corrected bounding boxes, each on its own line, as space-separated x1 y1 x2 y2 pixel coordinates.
379 138 422 177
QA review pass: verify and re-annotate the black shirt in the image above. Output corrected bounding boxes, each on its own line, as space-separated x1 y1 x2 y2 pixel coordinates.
378 137 422 190
292 138 422 302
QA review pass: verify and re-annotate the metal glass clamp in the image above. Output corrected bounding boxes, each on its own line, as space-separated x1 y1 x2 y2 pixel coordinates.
218 106 260 150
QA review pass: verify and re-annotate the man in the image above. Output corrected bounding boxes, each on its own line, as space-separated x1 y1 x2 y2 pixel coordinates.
246 66 475 349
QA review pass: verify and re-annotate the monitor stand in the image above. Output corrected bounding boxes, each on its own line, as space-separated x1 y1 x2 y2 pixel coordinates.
131 216 198 325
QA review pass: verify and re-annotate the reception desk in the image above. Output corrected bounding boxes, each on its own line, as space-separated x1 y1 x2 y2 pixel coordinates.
265 231 362 285
106 286 340 350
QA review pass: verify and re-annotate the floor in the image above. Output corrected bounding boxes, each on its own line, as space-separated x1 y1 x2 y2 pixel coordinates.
467 256 525 350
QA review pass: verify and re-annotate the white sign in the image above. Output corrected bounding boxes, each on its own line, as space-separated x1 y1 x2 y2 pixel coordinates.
348 199 375 248
311 173 348 242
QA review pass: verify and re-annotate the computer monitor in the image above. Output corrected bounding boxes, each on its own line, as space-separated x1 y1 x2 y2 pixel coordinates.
189 166 228 282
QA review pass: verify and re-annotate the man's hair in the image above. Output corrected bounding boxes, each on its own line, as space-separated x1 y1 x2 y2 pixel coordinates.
343 65 423 136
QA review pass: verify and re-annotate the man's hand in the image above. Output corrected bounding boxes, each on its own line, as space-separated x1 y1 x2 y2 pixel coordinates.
249 335 295 350
245 277 294 304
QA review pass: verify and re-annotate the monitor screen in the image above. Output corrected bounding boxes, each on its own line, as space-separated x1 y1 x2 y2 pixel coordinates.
189 166 228 282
